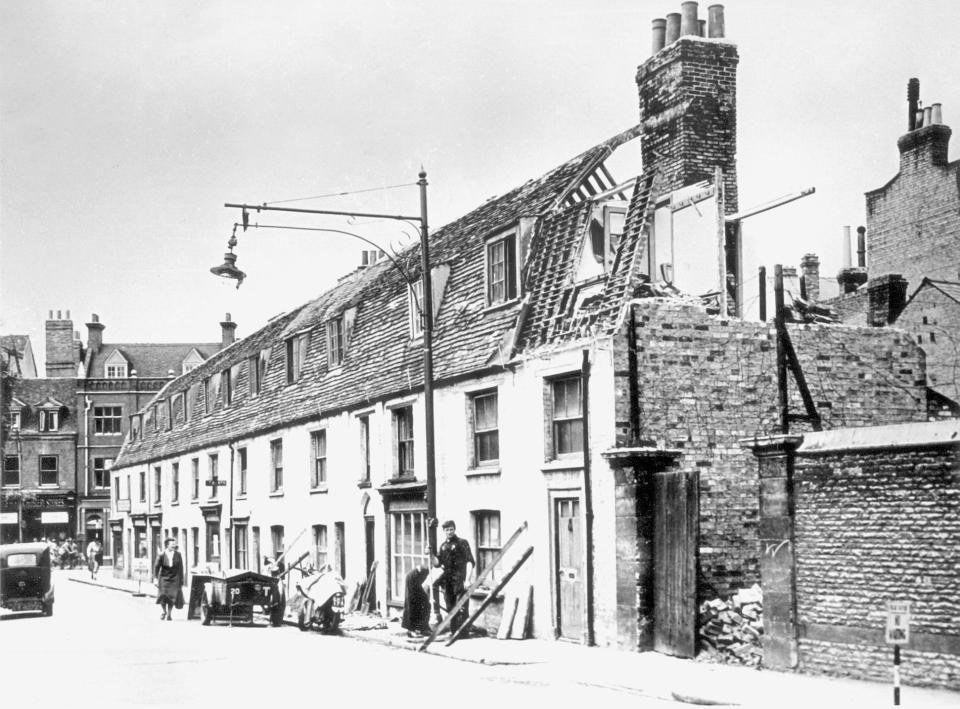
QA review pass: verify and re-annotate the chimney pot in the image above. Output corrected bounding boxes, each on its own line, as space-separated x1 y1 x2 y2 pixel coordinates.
651 17 667 53
49 310 53 319
57 310 62 319
220 314 238 349
923 106 933 127
856 226 866 268
931 103 942 125
681 1 699 36
707 4 725 38
66 310 70 319
665 12 681 44
907 78 920 131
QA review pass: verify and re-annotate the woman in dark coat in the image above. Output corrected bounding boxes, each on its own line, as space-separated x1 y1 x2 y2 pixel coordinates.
153 537 185 620
401 563 432 636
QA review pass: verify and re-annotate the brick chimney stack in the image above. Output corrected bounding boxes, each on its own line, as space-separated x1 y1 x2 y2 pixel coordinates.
86 313 105 354
799 254 820 301
220 313 237 350
897 78 951 174
637 3 739 212
45 309 78 377
867 274 908 326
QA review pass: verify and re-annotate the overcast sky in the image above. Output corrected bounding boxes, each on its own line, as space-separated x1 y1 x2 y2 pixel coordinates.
2 0 959 366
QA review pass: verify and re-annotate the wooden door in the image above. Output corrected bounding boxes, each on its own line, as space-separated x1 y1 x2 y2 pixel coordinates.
653 470 698 657
555 497 584 641
364 517 376 607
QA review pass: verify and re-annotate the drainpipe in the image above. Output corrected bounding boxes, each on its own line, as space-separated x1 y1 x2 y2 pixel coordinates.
581 349 595 646
81 396 92 542
227 442 235 568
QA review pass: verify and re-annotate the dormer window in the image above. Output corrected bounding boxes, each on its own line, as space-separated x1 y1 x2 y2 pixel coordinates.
286 332 309 384
39 410 59 432
576 202 627 282
486 231 518 306
326 317 345 368
182 348 204 374
103 349 129 379
409 280 424 338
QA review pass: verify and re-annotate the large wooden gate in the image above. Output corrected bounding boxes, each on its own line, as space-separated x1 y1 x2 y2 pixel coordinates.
653 469 698 657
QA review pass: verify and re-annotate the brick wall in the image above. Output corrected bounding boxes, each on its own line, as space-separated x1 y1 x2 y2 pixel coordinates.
865 124 959 290
793 445 960 690
616 299 927 599
45 317 77 377
895 284 960 401
636 37 739 212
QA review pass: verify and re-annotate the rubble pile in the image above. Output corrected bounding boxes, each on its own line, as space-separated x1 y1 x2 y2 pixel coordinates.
698 584 763 666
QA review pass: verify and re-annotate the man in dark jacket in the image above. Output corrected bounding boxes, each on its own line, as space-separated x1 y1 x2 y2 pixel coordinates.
153 537 185 621
430 520 474 633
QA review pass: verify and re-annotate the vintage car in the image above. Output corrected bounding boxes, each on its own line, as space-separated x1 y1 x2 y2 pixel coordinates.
186 569 283 627
0 542 54 616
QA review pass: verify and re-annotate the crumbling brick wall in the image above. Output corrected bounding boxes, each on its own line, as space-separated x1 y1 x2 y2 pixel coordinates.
895 284 960 401
793 445 960 690
615 299 927 600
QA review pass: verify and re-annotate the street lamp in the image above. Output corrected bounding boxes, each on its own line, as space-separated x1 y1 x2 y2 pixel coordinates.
213 170 439 558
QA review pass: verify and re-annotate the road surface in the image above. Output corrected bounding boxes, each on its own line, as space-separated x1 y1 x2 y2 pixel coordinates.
0 571 679 708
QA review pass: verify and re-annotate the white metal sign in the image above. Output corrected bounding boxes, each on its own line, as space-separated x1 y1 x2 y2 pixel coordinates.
40 511 69 524
885 601 911 645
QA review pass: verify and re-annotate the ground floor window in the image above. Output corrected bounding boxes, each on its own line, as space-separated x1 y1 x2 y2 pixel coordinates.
205 522 220 563
191 527 199 567
271 525 284 559
134 528 147 558
473 510 502 586
389 511 428 602
234 525 248 569
112 529 124 569
313 524 328 569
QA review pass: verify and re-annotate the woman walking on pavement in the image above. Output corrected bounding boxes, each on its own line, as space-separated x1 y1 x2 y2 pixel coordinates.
153 537 185 621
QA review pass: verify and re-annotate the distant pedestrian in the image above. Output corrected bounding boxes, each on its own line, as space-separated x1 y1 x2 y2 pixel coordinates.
86 539 102 579
153 538 184 621
431 520 474 634
401 563 432 637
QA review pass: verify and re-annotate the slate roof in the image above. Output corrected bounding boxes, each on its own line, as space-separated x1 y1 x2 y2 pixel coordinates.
116 126 657 468
85 343 221 379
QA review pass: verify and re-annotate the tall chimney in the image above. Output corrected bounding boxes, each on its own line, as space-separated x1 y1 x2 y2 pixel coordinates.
799 253 820 302
680 2 699 36
665 12 681 44
707 4 725 38
907 78 920 131
86 313 105 354
45 309 77 377
220 313 237 350
842 226 852 269
651 18 666 53
856 226 866 268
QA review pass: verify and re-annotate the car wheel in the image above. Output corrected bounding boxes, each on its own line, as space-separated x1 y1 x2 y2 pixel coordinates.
297 602 313 632
201 597 212 626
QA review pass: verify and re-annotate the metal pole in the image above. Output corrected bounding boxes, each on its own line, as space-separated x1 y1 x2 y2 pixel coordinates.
418 171 438 558
581 350 595 646
774 265 788 433
759 266 767 322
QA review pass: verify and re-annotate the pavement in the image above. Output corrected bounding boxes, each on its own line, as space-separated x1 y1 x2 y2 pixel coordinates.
68 569 959 707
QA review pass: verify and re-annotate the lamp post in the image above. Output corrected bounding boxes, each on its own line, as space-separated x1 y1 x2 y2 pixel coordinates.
213 170 439 558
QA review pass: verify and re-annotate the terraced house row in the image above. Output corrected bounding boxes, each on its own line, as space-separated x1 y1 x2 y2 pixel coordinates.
110 3 944 659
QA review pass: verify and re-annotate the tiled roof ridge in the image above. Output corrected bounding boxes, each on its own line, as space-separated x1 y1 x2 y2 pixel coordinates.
115 127 642 469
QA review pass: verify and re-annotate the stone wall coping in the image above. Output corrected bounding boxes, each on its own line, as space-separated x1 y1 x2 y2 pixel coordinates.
600 446 682 468
797 419 960 455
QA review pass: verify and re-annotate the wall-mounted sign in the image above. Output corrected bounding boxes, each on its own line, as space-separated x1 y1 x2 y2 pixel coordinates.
885 601 912 645
40 511 69 524
0 512 18 524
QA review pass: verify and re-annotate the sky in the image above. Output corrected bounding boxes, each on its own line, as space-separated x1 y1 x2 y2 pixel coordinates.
2 0 959 367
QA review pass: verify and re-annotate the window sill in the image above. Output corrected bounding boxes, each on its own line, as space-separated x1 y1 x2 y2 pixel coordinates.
170 501 179 507
269 491 284 498
309 486 329 495
483 298 521 315
465 466 501 478
540 457 584 473
191 499 200 505
236 494 247 500
357 480 372 489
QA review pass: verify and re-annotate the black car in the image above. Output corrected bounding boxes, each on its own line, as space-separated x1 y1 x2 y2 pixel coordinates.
0 542 54 616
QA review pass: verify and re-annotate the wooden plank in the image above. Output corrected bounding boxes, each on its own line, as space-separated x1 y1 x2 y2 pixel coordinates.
446 545 534 646
653 470 697 658
418 521 528 652
510 583 533 639
359 559 378 613
497 594 519 639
